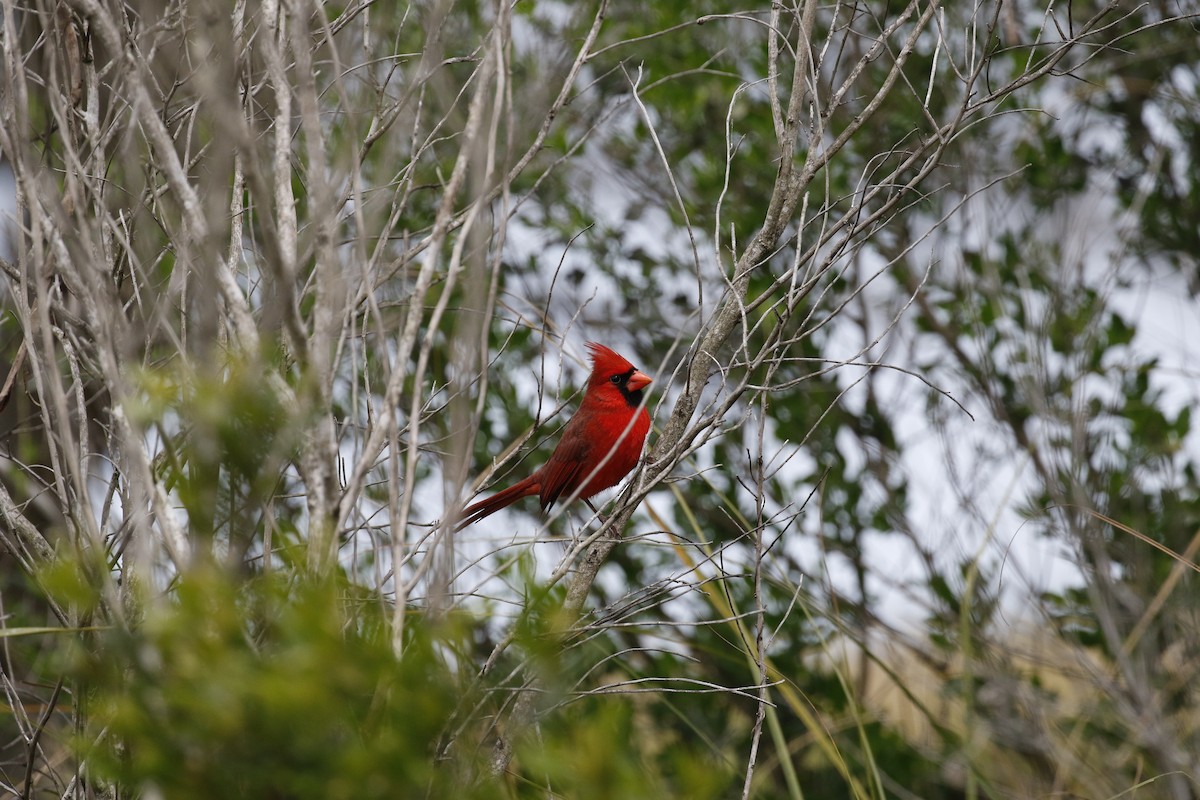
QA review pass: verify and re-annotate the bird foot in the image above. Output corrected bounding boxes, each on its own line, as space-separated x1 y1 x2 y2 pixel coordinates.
584 499 609 526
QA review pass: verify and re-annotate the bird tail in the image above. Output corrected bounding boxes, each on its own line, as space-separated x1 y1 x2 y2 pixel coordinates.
457 477 540 528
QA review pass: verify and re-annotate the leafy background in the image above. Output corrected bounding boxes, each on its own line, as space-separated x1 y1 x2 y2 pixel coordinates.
0 0 1198 798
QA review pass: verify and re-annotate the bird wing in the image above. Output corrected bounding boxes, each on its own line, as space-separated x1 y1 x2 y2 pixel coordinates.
536 432 591 511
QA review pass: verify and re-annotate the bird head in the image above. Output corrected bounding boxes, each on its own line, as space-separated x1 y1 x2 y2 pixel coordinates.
586 342 653 406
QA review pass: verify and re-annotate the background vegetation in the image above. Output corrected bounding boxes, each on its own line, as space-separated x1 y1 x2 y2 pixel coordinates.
0 0 1197 797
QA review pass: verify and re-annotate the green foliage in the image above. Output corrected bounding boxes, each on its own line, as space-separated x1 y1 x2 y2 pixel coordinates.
1015 124 1090 209
51 558 754 800
70 568 482 800
130 359 299 546
518 697 732 800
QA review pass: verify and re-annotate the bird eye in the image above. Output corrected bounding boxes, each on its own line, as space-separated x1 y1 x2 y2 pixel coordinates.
610 375 621 384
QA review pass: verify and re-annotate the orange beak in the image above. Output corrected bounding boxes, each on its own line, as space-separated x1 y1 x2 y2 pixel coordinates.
626 370 653 392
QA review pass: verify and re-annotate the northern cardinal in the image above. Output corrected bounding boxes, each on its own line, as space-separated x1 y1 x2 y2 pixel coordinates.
458 343 652 527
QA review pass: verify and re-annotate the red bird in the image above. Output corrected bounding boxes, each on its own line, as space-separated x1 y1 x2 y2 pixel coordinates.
458 343 653 527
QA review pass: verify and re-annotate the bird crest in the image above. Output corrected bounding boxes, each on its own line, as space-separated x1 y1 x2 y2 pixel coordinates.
586 342 634 378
